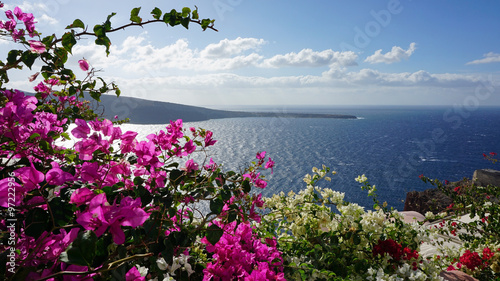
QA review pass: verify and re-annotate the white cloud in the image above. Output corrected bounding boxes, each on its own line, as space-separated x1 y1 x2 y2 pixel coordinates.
261 49 358 68
200 37 266 58
466 52 500 65
364 43 417 64
72 36 264 72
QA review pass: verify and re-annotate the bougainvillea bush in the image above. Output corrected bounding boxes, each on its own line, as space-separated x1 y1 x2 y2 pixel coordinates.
0 4 282 281
1 2 500 281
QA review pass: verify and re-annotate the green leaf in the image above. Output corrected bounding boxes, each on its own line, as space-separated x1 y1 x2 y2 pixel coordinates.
7 50 20 65
210 198 224 215
151 7 162 20
93 25 105 37
39 139 52 153
94 35 112 56
169 169 183 184
90 90 101 102
66 19 85 29
181 17 190 29
60 230 97 266
353 233 361 245
162 238 174 264
21 51 38 69
62 32 77 53
92 235 111 267
181 7 191 17
104 12 116 31
201 19 215 31
60 68 75 80
206 224 223 245
130 7 142 23
41 35 55 47
48 197 74 227
53 47 68 66
25 208 50 237
192 9 199 20
164 9 179 26
29 133 41 140
242 180 251 193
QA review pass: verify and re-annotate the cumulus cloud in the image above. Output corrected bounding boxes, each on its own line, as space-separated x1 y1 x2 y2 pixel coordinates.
261 49 358 68
73 36 263 72
364 43 416 64
466 52 500 65
200 37 266 58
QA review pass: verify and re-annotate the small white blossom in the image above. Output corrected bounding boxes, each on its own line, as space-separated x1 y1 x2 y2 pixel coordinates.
355 174 368 183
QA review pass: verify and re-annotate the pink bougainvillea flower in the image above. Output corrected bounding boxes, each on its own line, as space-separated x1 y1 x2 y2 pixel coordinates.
14 161 45 191
120 131 138 153
0 178 23 208
265 157 275 173
254 178 267 189
69 187 96 206
79 162 101 182
184 159 199 173
125 266 145 281
28 40 46 53
117 197 150 228
134 140 160 167
76 193 110 236
74 138 99 160
45 162 75 186
256 151 266 160
78 59 89 71
204 130 217 147
28 72 39 82
71 118 91 138
184 139 196 155
204 158 217 171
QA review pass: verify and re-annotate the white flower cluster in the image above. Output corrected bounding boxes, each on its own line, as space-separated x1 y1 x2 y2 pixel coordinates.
262 168 443 281
365 260 444 281
149 254 194 281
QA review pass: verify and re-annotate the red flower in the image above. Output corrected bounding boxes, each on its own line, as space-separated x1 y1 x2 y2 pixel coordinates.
490 152 497 156
373 239 404 261
483 248 494 260
459 250 483 271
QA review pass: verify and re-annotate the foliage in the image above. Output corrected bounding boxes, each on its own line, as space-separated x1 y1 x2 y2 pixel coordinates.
257 166 443 280
419 159 500 281
0 4 278 281
1 2 499 281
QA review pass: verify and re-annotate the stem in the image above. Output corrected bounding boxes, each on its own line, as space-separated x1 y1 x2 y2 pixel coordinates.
34 253 153 281
51 18 217 47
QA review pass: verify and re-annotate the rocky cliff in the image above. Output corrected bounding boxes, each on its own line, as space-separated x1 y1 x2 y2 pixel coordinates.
404 169 500 214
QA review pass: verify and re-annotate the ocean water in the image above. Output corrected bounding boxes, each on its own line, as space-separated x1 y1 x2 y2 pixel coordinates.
122 106 500 210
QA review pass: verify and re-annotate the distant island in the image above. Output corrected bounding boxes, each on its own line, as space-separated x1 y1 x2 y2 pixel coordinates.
92 95 358 124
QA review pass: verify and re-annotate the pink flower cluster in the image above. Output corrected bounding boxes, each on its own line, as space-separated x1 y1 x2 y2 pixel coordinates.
0 6 46 53
201 221 285 280
0 6 36 41
243 151 275 189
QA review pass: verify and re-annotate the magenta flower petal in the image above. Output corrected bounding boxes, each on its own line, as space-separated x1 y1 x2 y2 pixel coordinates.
28 40 46 54
78 59 89 71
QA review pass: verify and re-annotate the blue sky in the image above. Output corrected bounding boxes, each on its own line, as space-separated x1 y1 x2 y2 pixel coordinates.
2 0 500 107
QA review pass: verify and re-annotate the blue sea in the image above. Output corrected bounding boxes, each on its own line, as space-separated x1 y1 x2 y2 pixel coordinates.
123 105 500 210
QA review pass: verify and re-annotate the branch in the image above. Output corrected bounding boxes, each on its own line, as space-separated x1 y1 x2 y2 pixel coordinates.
52 18 217 46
